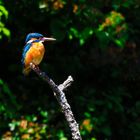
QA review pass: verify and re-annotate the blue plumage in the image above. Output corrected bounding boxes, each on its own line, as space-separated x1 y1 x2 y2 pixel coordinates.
21 43 32 65
22 32 56 75
25 33 43 43
22 33 44 66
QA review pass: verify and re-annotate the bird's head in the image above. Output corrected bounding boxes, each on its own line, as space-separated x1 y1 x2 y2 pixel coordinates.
25 33 56 44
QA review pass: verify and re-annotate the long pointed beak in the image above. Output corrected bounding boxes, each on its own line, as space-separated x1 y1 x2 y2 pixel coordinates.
41 37 56 42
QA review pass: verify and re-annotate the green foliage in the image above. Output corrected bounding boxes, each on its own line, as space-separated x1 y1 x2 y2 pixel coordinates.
2 109 68 140
2 115 48 139
98 11 128 48
69 27 94 46
0 79 18 119
0 3 10 39
40 0 130 48
0 0 140 139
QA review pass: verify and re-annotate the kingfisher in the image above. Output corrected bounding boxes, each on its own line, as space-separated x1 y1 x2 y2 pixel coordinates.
21 33 56 75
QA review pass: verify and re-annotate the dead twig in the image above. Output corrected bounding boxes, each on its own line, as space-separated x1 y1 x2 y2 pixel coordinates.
30 63 82 140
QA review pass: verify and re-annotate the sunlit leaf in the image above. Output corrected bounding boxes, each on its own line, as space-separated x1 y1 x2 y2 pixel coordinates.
69 34 73 40
0 5 8 19
70 27 79 38
40 110 48 118
114 39 124 48
91 138 97 140
80 38 85 46
0 21 4 27
84 112 91 117
60 137 68 140
2 27 10 37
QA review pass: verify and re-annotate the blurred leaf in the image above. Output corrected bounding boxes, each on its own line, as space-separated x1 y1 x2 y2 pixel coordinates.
80 38 85 46
40 110 48 118
2 27 10 37
0 3 10 40
60 137 68 140
57 130 65 138
84 112 91 118
0 79 4 85
69 27 79 38
0 5 8 19
91 138 97 140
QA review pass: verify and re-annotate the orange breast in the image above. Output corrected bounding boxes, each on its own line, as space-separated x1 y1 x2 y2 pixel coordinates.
24 42 45 67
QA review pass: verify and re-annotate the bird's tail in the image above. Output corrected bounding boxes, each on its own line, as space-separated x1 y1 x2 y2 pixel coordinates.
23 66 31 75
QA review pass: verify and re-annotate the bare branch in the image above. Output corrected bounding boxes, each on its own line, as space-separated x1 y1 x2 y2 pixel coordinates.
30 63 82 140
58 76 74 91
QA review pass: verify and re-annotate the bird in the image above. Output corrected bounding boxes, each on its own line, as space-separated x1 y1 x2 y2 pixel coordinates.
21 33 56 75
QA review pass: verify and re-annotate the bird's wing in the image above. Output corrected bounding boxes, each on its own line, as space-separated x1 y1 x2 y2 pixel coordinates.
21 43 32 66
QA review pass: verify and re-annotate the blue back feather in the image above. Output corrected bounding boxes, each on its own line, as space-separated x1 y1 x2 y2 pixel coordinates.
21 43 32 66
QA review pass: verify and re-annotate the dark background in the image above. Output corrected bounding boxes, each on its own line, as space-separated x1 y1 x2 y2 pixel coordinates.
0 0 140 139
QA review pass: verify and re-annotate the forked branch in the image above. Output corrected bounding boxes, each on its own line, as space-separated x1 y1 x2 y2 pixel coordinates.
30 63 82 140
